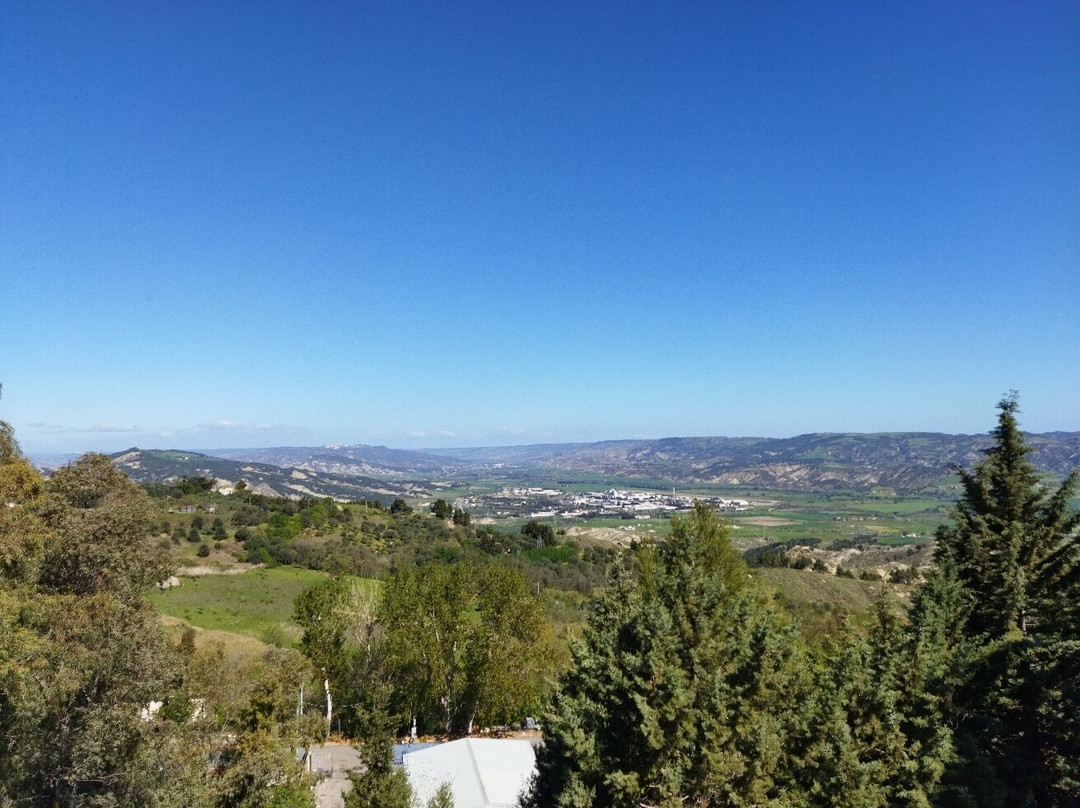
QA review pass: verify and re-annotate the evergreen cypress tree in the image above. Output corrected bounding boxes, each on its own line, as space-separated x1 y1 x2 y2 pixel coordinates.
932 395 1080 806
524 503 812 807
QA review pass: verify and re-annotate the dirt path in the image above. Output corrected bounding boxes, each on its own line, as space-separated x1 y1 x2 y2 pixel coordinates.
311 744 363 808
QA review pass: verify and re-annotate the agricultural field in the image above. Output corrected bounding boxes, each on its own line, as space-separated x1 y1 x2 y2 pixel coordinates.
473 483 951 551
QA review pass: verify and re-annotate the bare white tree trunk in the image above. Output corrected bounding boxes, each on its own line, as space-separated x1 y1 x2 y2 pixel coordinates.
323 676 333 731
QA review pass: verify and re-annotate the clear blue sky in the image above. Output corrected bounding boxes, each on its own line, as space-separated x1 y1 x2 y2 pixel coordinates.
2 1 1078 454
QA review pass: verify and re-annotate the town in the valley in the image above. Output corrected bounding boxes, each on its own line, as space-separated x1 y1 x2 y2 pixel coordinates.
449 485 753 522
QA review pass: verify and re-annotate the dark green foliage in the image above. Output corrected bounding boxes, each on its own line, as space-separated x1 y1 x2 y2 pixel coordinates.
526 503 812 807
889 565 920 584
430 498 453 519
176 476 216 495
527 502 956 807
936 394 1079 638
521 519 556 547
197 542 211 557
389 498 412 515
344 684 414 808
800 597 953 807
426 782 455 808
932 395 1080 806
524 543 577 563
0 446 192 805
743 538 823 569
243 533 296 566
0 425 316 807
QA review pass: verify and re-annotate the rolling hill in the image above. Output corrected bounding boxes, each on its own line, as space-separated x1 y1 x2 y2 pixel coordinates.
106 448 428 502
208 431 1080 494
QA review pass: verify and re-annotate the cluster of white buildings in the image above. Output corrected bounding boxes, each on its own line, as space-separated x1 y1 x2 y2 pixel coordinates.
456 487 750 522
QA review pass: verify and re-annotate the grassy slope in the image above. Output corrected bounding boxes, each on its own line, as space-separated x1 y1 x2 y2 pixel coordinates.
753 567 889 614
147 566 381 645
751 567 906 642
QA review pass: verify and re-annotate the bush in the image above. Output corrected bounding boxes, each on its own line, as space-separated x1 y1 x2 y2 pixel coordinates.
196 543 210 558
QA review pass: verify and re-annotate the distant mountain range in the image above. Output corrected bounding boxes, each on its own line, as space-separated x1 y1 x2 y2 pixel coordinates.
32 431 1080 500
209 431 1080 495
106 449 427 502
428 432 1080 491
209 444 462 477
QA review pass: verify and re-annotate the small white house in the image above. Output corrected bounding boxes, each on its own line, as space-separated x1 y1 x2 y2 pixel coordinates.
403 738 537 808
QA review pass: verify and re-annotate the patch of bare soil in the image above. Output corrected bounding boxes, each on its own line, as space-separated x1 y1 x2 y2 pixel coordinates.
733 516 799 528
562 525 653 546
177 563 260 577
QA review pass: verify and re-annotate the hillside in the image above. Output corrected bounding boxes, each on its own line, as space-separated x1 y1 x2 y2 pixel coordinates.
209 431 1080 494
107 448 428 502
208 443 462 478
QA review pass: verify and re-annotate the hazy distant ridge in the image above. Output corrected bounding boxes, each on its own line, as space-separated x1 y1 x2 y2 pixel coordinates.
208 431 1080 493
106 448 425 502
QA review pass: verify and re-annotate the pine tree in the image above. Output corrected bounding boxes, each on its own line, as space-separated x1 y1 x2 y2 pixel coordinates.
932 395 1080 806
524 503 811 807
935 393 1079 638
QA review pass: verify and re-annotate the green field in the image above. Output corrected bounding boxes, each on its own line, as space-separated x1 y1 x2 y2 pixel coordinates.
147 567 380 645
715 491 950 547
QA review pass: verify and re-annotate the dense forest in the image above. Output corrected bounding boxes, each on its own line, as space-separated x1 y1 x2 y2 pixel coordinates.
1 397 1077 806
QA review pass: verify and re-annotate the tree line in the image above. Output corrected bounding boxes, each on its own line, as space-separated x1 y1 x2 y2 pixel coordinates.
523 395 1080 807
1 395 1077 806
0 428 319 806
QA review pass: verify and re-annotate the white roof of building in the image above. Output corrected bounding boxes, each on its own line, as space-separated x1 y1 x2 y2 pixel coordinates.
403 738 537 808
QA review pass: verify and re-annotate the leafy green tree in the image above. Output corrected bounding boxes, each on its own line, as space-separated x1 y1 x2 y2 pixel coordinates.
0 422 318 807
389 498 412 515
460 565 550 733
38 453 172 602
381 563 474 734
294 576 350 732
451 507 470 527
212 648 317 808
431 498 453 520
0 440 196 805
212 516 228 541
381 562 547 735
